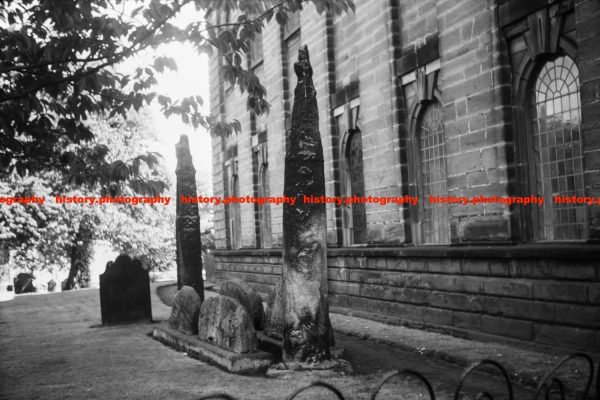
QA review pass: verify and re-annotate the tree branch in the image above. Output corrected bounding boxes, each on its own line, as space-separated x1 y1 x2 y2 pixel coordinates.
0 0 194 103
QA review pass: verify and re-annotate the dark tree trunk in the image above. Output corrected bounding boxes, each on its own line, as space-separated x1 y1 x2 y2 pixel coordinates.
282 45 333 365
63 221 93 291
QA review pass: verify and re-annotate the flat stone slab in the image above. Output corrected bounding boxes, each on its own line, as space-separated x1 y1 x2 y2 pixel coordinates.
152 323 274 374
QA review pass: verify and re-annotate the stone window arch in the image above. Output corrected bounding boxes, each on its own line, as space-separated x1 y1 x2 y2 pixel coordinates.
527 55 586 240
410 99 450 244
257 152 272 248
501 3 587 241
338 100 366 245
229 169 242 249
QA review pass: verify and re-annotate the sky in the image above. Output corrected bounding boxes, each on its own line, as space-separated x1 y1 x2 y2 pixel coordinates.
117 2 213 195
91 3 215 286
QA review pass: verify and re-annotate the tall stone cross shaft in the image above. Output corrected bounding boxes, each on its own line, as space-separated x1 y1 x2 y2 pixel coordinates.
175 134 204 301
282 45 333 364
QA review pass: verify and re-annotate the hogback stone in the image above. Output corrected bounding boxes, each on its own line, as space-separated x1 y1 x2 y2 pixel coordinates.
99 255 152 324
220 279 265 330
169 285 202 335
282 45 334 364
198 295 257 354
176 134 204 300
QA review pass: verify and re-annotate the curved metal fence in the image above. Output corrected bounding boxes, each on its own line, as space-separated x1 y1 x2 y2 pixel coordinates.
197 352 598 400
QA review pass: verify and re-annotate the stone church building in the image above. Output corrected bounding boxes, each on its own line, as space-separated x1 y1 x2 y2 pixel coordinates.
209 0 600 351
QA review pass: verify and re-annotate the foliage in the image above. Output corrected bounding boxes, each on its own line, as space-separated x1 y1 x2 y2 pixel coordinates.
0 109 190 276
0 0 355 190
0 172 73 274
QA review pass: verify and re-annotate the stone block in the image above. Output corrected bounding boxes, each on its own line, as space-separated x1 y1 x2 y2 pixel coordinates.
220 279 266 330
99 255 152 325
483 278 532 298
534 324 598 351
198 295 257 354
152 324 273 373
169 286 202 335
481 315 534 341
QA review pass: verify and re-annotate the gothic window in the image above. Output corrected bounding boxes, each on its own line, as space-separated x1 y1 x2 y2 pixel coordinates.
258 164 272 248
345 129 367 244
338 101 366 245
415 101 449 244
249 31 263 68
282 12 300 132
529 55 586 240
283 11 300 38
229 174 242 249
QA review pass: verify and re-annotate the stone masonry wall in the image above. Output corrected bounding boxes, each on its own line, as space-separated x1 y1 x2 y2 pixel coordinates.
436 0 514 243
214 248 600 352
208 0 600 352
576 0 600 239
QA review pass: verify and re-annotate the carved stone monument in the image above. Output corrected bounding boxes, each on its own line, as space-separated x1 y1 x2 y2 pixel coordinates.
220 279 265 330
169 285 202 335
198 295 257 354
175 134 204 300
282 45 334 364
99 255 152 324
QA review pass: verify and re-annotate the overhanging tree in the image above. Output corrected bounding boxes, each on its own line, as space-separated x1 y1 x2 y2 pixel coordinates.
1 0 354 187
0 108 192 286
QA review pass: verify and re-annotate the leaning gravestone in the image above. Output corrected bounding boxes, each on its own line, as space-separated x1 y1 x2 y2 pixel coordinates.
198 295 257 354
99 255 152 324
47 279 56 292
169 285 202 335
220 279 265 330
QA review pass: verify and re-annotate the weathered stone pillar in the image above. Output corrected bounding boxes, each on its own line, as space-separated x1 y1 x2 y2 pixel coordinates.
175 134 204 301
282 45 333 364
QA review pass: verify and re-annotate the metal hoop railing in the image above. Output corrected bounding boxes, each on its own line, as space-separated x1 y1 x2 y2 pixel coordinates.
370 369 436 400
532 352 595 400
454 359 514 400
195 353 598 400
286 381 346 400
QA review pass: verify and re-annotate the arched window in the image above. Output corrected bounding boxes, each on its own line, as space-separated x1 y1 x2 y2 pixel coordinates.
344 128 367 244
529 55 586 240
415 101 449 244
230 175 242 249
258 164 272 248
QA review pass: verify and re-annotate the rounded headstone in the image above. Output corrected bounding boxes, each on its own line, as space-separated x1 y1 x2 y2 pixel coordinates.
198 295 257 354
169 286 202 335
220 279 265 330
99 255 152 324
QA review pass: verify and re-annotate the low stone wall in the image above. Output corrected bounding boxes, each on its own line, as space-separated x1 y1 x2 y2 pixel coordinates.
213 245 600 352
